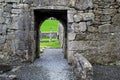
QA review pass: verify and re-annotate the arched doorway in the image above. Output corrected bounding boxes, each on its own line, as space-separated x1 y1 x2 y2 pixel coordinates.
39 17 64 52
34 9 67 59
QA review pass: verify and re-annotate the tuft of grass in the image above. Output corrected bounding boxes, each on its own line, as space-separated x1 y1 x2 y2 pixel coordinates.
40 20 59 32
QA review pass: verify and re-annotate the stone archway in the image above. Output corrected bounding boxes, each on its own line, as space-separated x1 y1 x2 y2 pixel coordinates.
34 9 68 59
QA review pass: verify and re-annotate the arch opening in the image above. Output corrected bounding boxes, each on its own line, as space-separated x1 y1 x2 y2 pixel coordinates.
39 18 64 51
34 9 68 59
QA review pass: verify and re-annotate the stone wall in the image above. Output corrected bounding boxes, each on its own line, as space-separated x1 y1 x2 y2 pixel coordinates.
40 32 57 38
67 0 120 65
72 53 93 80
0 0 34 63
0 0 120 65
58 23 64 47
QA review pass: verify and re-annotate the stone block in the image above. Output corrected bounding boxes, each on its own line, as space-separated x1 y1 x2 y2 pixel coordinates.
77 0 93 10
67 51 74 64
0 0 4 2
102 9 117 15
73 13 83 22
67 10 76 23
56 0 68 6
102 0 115 3
0 36 6 44
0 17 5 23
0 24 3 34
2 25 7 35
68 33 76 41
0 53 4 58
79 22 87 32
98 24 113 33
98 24 120 33
23 0 33 4
86 33 109 41
88 26 98 32
75 32 86 40
117 0 120 2
0 9 3 17
5 18 12 24
5 0 20 3
73 13 94 22
15 30 26 41
11 9 22 14
82 13 94 21
112 13 120 26
2 12 11 18
71 23 79 32
100 14 111 22
7 33 15 40
68 41 88 51
15 40 26 50
4 4 12 12
72 53 93 80
71 22 87 33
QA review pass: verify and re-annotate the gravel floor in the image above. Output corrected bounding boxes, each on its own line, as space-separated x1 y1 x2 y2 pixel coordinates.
5 49 120 80
6 49 76 80
93 65 120 80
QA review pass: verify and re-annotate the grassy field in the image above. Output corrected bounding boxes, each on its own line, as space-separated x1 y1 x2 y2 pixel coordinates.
40 20 59 32
41 38 57 41
40 39 61 51
40 19 61 50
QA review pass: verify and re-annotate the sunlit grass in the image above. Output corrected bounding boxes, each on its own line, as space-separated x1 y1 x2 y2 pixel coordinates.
40 20 59 32
40 38 61 51
40 19 60 51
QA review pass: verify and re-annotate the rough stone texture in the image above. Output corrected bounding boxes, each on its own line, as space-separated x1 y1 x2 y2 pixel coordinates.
0 74 17 80
72 53 93 80
0 65 12 73
69 0 93 10
58 23 64 47
41 32 57 39
112 14 120 26
0 0 120 66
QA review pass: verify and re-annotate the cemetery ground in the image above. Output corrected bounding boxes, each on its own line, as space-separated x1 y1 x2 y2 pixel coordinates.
40 19 61 51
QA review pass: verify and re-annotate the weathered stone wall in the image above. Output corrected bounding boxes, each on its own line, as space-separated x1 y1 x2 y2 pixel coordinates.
58 23 64 47
86 0 120 65
0 0 120 65
68 0 120 65
72 53 93 80
41 32 57 38
0 0 34 63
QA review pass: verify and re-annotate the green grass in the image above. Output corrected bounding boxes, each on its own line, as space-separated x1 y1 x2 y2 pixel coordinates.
41 38 57 41
40 19 60 50
40 40 61 50
40 20 59 32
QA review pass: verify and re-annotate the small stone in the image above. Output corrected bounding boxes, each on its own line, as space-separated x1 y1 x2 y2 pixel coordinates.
73 13 83 22
79 22 87 32
112 14 120 26
0 17 5 23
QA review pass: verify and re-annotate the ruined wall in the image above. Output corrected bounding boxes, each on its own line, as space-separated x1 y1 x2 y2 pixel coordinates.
58 23 64 47
68 0 120 65
90 0 120 65
0 0 120 65
0 0 34 63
